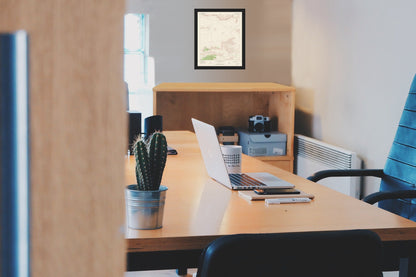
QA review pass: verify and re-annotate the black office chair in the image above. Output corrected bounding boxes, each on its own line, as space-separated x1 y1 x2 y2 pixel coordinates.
307 74 416 221
196 230 382 277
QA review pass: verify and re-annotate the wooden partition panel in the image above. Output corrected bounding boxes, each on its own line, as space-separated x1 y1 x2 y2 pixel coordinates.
0 1 126 276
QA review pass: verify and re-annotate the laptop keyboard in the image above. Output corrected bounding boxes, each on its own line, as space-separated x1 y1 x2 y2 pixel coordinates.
229 173 266 189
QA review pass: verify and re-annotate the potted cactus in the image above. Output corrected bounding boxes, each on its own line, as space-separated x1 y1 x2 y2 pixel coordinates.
125 132 168 230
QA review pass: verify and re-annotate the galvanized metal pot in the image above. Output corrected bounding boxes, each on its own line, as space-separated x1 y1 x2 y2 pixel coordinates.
125 185 168 230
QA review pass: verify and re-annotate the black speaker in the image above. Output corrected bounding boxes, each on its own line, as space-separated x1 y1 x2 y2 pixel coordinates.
144 115 163 139
128 111 141 154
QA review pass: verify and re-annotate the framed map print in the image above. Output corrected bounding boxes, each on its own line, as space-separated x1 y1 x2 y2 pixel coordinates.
194 9 245 69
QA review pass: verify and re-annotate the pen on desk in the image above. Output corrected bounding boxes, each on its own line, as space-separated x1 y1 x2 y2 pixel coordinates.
265 198 311 206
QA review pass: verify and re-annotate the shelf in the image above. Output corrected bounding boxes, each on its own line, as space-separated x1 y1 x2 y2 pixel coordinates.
153 82 295 172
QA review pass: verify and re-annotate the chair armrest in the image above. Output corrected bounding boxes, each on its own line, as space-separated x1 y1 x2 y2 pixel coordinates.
363 190 416 205
307 169 385 182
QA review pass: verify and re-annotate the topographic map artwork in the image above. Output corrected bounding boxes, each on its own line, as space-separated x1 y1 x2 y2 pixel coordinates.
195 9 245 69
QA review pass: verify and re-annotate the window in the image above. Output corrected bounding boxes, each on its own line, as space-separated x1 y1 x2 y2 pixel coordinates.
124 13 154 120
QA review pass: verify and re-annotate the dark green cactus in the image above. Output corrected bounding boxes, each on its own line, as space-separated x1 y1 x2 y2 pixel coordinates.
133 132 167 190
133 139 151 190
148 132 168 190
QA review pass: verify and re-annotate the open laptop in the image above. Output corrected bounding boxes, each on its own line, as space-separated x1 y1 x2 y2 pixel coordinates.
191 118 295 190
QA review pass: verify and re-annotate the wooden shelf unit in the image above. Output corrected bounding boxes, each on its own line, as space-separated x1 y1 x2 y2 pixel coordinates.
153 82 295 172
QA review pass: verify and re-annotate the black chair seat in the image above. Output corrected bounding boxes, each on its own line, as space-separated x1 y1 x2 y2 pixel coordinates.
196 230 382 277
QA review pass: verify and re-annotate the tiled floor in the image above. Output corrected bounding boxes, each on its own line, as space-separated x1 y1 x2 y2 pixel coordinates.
125 269 197 277
125 269 397 277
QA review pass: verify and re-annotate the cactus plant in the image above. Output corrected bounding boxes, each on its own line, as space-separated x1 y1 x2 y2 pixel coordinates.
133 132 168 190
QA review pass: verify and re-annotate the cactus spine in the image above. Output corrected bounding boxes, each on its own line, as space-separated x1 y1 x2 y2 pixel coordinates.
133 132 167 190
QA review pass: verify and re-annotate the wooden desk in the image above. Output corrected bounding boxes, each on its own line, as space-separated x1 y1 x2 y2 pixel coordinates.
125 131 416 273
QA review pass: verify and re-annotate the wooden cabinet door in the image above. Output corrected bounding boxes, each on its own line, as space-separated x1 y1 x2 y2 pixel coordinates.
0 1 126 276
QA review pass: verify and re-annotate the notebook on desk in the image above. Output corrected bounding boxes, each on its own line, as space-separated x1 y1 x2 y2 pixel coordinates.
238 190 315 201
191 118 295 190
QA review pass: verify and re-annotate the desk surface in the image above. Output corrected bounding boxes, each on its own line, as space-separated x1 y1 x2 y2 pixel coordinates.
125 131 416 253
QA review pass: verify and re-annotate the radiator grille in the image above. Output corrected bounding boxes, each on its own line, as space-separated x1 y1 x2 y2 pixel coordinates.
295 136 353 169
294 135 362 198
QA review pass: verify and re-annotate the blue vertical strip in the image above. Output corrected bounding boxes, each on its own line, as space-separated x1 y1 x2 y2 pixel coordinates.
0 31 30 277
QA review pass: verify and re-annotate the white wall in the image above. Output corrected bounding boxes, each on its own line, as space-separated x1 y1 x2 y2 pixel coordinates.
126 0 292 85
292 0 416 195
125 0 416 196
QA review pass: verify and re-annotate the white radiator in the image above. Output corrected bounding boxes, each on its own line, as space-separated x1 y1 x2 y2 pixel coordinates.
294 135 362 198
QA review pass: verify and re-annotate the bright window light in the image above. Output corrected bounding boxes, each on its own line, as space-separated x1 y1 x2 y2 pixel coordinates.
123 13 154 120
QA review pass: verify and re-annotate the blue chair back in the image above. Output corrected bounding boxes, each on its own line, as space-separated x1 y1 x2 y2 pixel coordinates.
380 74 416 220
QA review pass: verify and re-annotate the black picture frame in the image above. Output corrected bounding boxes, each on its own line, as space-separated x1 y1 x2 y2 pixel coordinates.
194 9 245 70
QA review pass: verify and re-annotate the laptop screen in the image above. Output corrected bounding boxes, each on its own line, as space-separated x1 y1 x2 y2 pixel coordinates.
191 118 232 187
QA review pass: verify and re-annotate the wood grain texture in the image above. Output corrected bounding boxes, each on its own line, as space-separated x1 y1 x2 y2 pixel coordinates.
1 1 126 276
153 83 295 171
153 82 295 92
256 157 293 172
126 131 416 253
